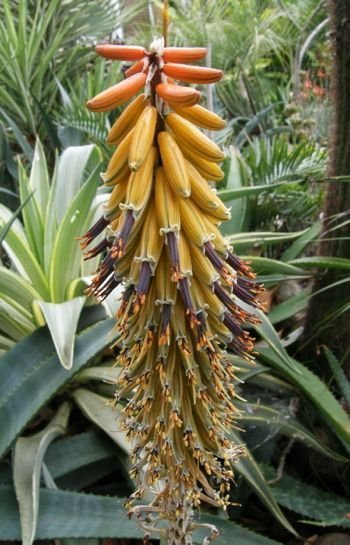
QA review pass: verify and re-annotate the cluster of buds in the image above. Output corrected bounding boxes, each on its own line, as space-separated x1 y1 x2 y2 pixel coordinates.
81 37 262 544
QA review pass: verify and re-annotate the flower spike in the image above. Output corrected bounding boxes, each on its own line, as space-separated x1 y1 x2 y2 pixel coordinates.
81 35 262 545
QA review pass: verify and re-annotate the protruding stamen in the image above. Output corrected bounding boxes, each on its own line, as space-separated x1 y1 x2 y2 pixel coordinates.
234 277 261 308
159 304 172 345
83 238 111 260
179 277 199 329
226 251 255 278
133 262 152 313
111 210 135 259
204 242 233 284
167 232 183 282
78 216 110 249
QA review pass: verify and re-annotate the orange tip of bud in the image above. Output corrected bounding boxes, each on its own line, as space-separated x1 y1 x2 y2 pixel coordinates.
156 83 200 107
124 59 146 78
95 44 146 62
163 63 223 84
163 47 207 64
87 72 147 112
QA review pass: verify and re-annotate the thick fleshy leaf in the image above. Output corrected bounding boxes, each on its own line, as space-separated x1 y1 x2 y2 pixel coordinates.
72 389 130 454
268 287 311 324
251 310 350 449
29 139 50 218
220 146 248 235
38 297 86 369
218 179 305 202
45 430 116 480
261 465 350 528
247 305 299 371
43 145 100 274
324 346 350 407
0 192 34 246
289 256 350 270
48 164 100 302
18 161 45 265
230 430 297 536
226 230 308 251
243 256 307 276
0 206 49 298
0 486 283 544
53 145 98 224
77 366 120 384
13 402 72 545
258 349 350 451
0 268 41 315
0 295 35 340
0 308 114 458
281 220 322 262
239 403 347 462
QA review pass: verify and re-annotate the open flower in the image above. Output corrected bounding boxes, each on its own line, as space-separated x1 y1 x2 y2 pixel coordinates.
81 36 262 545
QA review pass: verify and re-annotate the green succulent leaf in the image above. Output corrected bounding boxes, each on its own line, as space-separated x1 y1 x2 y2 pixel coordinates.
77 366 120 384
220 146 248 234
48 158 100 302
323 346 350 407
0 205 49 299
18 160 45 265
239 403 347 462
268 287 311 324
0 192 34 246
0 268 41 315
281 220 322 262
0 308 114 458
219 178 304 202
0 486 283 544
243 256 307 276
289 256 350 270
38 297 86 369
45 430 116 480
72 389 130 454
28 139 50 219
230 430 297 536
261 465 350 528
13 402 72 545
254 310 350 450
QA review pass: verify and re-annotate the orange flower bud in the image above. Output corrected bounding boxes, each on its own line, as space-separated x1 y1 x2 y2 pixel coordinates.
95 44 146 61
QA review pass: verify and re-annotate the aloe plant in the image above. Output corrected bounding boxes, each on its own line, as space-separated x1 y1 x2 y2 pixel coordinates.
0 139 104 367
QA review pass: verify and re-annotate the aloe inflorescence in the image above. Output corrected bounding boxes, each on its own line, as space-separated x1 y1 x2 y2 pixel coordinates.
81 37 262 544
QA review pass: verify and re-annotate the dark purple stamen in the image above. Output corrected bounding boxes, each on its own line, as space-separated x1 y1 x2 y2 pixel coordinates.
213 282 235 311
234 280 258 307
160 303 172 332
133 262 152 311
84 238 111 260
95 274 119 300
226 251 253 277
223 312 245 338
166 232 182 280
204 242 224 271
179 277 199 328
79 216 109 249
111 210 135 259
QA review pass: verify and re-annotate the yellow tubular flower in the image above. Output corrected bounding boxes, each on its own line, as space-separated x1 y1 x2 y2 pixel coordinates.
107 94 148 145
166 112 225 162
128 105 158 171
158 131 191 198
101 129 134 185
81 36 262 545
155 167 181 234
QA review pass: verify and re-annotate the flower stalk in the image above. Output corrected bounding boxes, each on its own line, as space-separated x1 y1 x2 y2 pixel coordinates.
81 37 262 544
